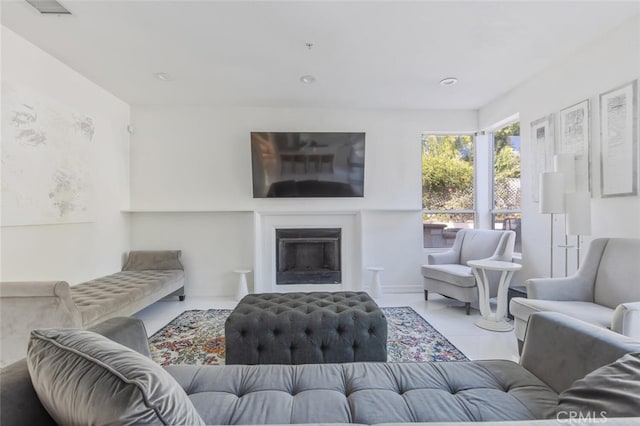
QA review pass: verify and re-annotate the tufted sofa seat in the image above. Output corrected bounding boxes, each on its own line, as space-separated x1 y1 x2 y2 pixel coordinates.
168 360 556 424
0 250 185 367
225 292 387 364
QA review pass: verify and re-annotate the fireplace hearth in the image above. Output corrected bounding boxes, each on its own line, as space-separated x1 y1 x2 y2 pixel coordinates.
276 228 341 285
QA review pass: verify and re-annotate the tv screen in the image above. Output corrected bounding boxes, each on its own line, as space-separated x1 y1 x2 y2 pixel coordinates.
251 132 365 198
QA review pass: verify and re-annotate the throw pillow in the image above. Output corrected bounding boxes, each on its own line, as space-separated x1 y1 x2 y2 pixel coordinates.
27 328 204 426
556 352 640 419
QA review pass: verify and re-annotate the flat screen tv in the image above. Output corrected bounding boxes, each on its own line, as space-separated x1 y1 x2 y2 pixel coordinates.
251 132 365 198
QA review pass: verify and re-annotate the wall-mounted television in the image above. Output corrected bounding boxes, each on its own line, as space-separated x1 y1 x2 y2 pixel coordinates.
251 132 365 198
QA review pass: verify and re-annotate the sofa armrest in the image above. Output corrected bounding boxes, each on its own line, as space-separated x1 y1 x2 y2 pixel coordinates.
427 250 458 265
525 276 593 301
520 312 640 394
88 316 151 358
611 302 640 340
122 250 184 271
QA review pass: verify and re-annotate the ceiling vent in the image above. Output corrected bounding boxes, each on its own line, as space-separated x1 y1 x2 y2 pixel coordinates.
25 0 71 14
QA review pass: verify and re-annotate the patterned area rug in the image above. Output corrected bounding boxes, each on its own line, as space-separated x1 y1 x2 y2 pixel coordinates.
149 306 468 366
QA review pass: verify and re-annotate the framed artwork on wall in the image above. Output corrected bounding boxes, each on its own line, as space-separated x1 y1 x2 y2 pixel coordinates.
1 83 96 226
530 114 555 202
559 99 591 193
599 80 638 197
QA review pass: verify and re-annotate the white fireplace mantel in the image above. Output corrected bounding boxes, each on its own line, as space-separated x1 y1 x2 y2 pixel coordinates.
253 211 363 293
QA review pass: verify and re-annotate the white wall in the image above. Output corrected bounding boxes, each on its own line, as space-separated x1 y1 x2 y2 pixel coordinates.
479 15 640 281
0 27 131 284
129 106 477 296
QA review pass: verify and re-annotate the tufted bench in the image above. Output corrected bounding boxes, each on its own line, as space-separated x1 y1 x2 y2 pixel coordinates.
224 291 387 364
0 250 185 367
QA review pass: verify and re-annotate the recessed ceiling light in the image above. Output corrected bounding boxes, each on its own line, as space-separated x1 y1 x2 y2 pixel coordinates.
25 0 71 14
299 75 316 84
439 77 458 86
154 72 173 82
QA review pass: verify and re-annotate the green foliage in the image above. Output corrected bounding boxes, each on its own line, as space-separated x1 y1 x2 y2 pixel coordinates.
494 145 520 179
422 135 473 212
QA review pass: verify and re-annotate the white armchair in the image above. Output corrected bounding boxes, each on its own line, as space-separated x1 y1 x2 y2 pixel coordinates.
421 229 516 315
510 238 640 346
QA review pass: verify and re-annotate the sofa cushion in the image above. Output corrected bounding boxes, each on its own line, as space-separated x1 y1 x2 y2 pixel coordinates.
421 264 475 288
557 352 640 418
166 361 558 424
510 298 613 329
122 250 184 271
27 328 204 426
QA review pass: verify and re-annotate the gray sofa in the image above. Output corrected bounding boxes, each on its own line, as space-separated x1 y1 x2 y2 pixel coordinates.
0 250 185 367
510 238 640 345
2 312 639 425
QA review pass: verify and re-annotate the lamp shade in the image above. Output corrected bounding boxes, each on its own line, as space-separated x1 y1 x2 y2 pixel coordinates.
554 153 576 193
540 172 565 213
566 191 591 235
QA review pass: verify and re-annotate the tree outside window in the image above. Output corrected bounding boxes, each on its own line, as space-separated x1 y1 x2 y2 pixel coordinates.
422 134 474 248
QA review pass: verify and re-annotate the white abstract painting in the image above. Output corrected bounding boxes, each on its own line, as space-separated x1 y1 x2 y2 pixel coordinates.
1 83 95 226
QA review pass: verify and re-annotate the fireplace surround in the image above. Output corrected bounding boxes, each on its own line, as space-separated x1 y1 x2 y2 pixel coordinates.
254 212 361 293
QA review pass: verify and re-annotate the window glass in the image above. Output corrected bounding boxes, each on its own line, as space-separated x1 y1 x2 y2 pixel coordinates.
422 134 475 248
492 122 521 253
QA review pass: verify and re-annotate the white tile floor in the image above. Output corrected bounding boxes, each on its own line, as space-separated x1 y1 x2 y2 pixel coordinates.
134 292 520 362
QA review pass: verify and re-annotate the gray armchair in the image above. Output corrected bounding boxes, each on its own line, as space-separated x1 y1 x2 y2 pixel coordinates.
510 237 640 346
421 229 516 314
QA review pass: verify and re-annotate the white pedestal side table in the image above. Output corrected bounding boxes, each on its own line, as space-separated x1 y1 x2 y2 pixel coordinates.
234 269 251 301
366 267 384 299
467 259 521 332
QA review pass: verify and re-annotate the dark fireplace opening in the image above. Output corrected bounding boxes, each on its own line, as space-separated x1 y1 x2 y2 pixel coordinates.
276 228 341 285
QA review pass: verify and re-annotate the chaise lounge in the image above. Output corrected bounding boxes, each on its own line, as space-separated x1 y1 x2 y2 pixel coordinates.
0 250 185 367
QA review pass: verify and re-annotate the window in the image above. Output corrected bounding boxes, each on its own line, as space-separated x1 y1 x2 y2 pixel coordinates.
422 134 475 248
491 122 521 253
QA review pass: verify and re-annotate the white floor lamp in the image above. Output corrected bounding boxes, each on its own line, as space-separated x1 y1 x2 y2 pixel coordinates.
540 172 565 278
554 153 576 276
565 191 591 269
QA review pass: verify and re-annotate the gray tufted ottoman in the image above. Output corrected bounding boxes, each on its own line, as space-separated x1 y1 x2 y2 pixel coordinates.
225 292 387 364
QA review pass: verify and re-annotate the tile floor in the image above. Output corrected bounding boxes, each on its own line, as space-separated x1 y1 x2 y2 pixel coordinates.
134 292 520 362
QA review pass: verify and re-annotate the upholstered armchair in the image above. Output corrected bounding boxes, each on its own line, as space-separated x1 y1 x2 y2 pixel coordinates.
510 238 640 347
421 229 516 315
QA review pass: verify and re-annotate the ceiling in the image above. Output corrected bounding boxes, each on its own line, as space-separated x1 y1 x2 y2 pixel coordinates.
2 1 639 110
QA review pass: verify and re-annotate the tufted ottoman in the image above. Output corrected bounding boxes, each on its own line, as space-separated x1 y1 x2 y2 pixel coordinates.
225 292 387 364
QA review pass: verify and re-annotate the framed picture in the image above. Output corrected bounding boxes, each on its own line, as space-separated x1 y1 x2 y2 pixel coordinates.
531 114 555 202
559 99 590 192
599 80 638 197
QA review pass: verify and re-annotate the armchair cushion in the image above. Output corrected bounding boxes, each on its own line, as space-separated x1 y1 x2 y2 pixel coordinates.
420 264 475 288
593 239 640 309
510 298 613 330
